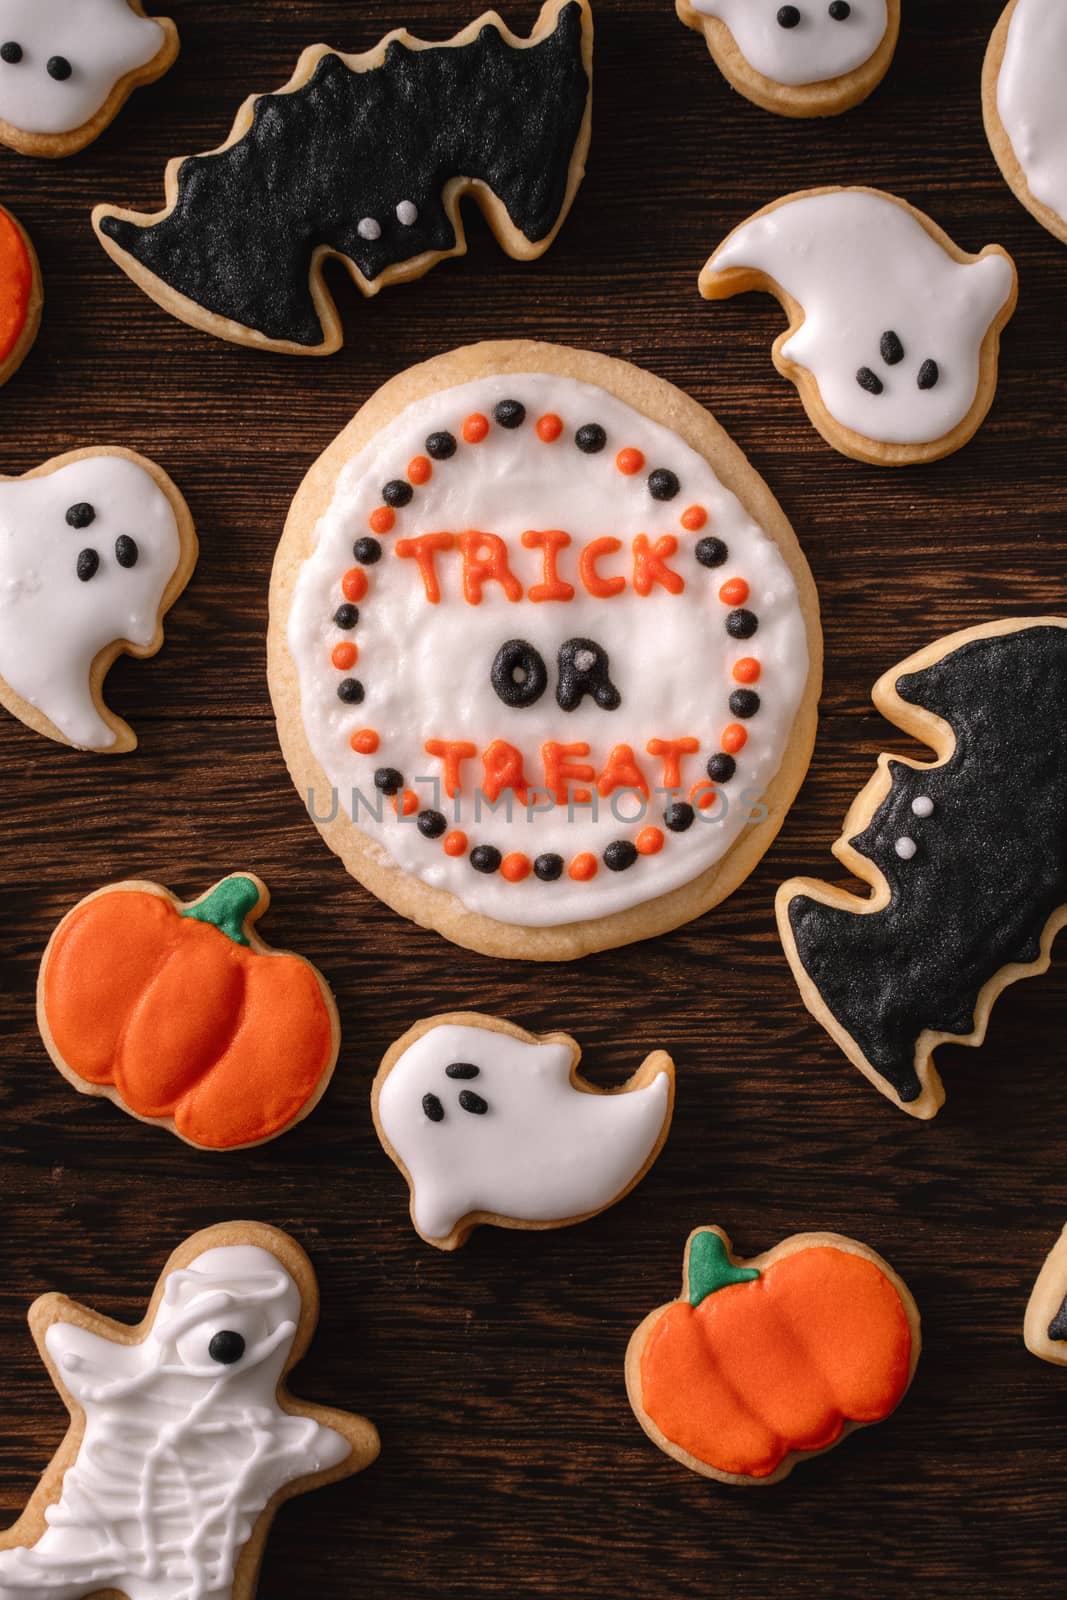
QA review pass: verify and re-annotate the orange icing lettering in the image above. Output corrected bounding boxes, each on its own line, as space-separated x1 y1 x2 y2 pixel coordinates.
459 531 523 605
542 741 595 806
646 737 700 791
481 739 530 805
579 536 626 599
425 739 478 799
395 532 455 604
596 743 649 799
522 529 575 602
633 534 684 596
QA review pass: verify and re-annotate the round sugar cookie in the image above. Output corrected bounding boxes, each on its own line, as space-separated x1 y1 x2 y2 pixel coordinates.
269 341 822 961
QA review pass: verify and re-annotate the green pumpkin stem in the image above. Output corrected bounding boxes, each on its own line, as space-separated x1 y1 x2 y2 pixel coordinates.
179 875 261 946
687 1231 760 1307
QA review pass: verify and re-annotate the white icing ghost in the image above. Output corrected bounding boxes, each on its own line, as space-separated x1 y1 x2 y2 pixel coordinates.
702 190 1016 447
996 0 1067 229
0 0 163 137
689 0 888 86
0 455 183 749
376 1021 674 1244
0 1244 352 1600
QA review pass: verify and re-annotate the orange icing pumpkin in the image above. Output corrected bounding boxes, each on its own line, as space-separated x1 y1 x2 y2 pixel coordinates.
0 207 33 367
39 875 338 1150
632 1228 916 1482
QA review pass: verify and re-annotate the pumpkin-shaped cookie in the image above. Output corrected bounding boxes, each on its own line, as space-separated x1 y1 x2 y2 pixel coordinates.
626 1225 920 1484
37 873 339 1149
0 204 41 387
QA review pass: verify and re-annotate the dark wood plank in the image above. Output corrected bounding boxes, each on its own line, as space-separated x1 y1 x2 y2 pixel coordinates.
1 1 1064 1595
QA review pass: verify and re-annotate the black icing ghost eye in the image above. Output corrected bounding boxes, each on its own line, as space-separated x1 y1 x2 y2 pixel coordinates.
0 41 22 64
115 535 139 568
856 366 884 396
423 1092 445 1122
76 549 99 582
917 359 940 390
880 331 905 366
47 55 72 81
66 502 95 530
829 1 851 17
777 5 801 26
445 1062 480 1079
458 1090 489 1115
207 1330 246 1365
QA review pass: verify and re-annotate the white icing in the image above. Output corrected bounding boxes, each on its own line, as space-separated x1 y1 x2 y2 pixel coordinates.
996 0 1067 226
286 371 809 927
396 201 418 226
689 0 887 87
0 1244 350 1600
911 795 933 817
0 456 182 749
377 1022 671 1240
706 190 1015 446
357 217 381 241
0 0 163 137
894 836 916 860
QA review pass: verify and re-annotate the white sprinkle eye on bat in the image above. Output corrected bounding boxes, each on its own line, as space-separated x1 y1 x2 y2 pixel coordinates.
677 0 899 117
700 188 1017 466
0 450 196 751
373 1012 676 1248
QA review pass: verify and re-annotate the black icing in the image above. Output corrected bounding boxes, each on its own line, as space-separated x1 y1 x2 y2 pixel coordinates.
1049 1296 1067 1342
98 4 589 346
557 638 620 712
787 625 1067 1105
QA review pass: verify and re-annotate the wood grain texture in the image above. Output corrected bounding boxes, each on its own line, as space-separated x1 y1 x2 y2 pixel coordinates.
0 2 1064 1595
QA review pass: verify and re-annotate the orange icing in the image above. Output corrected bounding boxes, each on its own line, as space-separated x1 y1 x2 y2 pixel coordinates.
395 533 454 603
369 506 395 535
342 567 368 603
633 535 684 596
568 852 598 881
463 413 490 443
616 447 644 476
719 577 750 607
578 536 625 599
42 888 334 1151
459 532 523 604
680 505 707 532
640 1245 912 1479
536 413 563 442
522 529 575 602
408 454 432 485
0 210 31 367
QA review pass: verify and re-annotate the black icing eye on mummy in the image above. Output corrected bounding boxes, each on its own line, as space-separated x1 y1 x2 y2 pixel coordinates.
0 41 22 64
422 1062 491 1120
66 502 96 530
207 1329 246 1365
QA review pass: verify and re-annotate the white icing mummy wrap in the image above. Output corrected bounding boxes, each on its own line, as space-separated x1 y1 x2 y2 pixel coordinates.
995 0 1067 229
0 455 182 748
0 1245 350 1600
688 0 888 87
0 0 164 137
286 371 809 926
376 1022 673 1242
703 190 1016 447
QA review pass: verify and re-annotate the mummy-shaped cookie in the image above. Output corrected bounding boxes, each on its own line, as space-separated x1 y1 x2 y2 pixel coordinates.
777 618 1067 1119
700 188 1018 466
0 1223 379 1600
0 0 178 158
0 449 196 752
93 1 592 354
1025 1226 1067 1366
0 206 41 388
677 0 899 117
373 1013 675 1248
985 0 1067 246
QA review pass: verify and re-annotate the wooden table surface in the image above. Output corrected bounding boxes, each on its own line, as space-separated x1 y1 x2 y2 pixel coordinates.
1 1 1065 1595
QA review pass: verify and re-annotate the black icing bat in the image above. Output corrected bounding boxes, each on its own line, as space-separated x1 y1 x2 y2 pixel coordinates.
92 1 592 354
776 618 1067 1119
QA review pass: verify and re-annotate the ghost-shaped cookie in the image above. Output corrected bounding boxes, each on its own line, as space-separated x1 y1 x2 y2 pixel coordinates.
373 1012 675 1249
0 0 177 157
700 188 1017 466
677 0 899 116
985 0 1067 246
0 1223 379 1600
0 449 197 752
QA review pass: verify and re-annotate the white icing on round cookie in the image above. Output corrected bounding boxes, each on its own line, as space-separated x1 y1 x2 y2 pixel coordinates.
376 1022 672 1242
0 455 182 749
0 0 163 137
996 0 1067 228
286 371 809 927
705 190 1016 447
689 0 888 87
0 1244 351 1600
